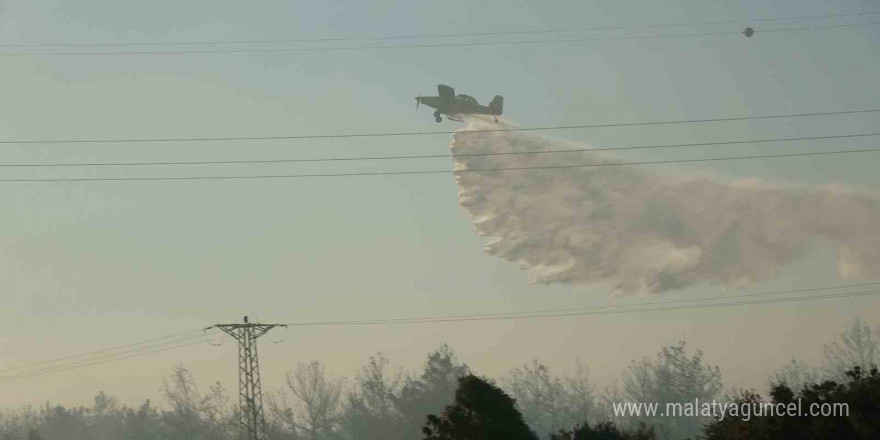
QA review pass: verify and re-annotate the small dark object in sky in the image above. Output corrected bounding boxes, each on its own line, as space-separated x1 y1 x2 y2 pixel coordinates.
416 85 503 123
743 27 755 37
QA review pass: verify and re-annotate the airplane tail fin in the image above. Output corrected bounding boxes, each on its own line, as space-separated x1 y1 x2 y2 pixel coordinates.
489 95 503 114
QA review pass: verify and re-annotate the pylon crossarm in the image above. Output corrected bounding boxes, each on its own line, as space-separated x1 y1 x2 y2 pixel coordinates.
212 325 242 340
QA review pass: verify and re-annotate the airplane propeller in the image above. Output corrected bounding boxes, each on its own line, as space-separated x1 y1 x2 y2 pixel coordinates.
416 94 420 110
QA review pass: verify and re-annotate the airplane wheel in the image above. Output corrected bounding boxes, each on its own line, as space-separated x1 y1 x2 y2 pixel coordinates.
433 110 441 117
435 116 443 123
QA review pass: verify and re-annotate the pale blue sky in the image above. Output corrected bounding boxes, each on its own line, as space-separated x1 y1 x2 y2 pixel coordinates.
1 0 879 407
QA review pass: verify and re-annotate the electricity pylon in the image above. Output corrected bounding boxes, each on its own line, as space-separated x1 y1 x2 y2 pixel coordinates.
209 317 287 440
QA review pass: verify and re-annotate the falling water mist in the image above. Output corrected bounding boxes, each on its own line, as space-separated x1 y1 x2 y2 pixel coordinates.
451 118 880 294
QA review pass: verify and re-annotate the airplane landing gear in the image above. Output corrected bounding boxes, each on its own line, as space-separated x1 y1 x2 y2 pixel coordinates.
433 110 442 123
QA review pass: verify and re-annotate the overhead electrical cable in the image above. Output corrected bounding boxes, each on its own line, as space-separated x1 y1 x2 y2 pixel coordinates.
3 132 877 168
2 11 876 48
2 108 876 145
282 289 880 327
0 328 206 373
3 282 879 383
285 281 880 325
3 22 877 56
3 287 875 382
0 332 216 378
0 339 211 383
3 147 879 183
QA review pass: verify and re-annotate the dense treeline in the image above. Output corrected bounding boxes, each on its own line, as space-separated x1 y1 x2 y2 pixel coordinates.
427 366 880 440
1 318 877 440
702 366 880 440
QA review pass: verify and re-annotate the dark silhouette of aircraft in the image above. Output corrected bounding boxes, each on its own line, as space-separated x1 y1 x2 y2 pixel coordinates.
416 85 503 122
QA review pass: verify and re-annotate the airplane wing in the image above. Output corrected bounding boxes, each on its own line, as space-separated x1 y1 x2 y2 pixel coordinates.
438 84 455 99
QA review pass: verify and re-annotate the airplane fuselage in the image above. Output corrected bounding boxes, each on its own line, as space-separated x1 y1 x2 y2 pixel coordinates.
416 85 503 122
416 96 499 116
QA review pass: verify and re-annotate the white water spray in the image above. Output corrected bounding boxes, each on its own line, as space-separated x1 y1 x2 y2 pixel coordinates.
451 118 880 294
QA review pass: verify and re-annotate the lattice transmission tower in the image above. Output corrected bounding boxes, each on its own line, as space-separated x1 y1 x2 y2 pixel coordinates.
209 317 287 440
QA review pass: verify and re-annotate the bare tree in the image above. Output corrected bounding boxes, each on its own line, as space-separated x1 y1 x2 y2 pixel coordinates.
272 361 344 440
823 316 880 382
507 360 567 438
616 341 722 440
353 353 401 422
161 364 204 440
507 360 602 438
563 361 604 423
161 364 234 440
203 382 237 439
340 353 404 440
770 358 820 390
90 391 123 440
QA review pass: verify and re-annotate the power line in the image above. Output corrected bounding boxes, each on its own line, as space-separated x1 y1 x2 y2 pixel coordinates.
2 109 877 145
0 338 211 384
757 21 880 34
3 132 877 168
0 330 221 382
3 282 879 383
3 11 876 48
282 288 880 327
0 328 205 373
3 22 877 56
3 146 879 183
0 332 214 381
283 282 880 326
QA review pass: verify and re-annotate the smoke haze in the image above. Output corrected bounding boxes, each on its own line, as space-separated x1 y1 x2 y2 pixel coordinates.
451 118 880 294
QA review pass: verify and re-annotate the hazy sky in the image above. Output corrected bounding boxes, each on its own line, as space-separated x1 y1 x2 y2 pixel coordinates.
1 0 879 407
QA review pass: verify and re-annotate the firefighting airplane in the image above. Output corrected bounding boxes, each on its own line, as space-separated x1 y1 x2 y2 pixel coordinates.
415 85 503 122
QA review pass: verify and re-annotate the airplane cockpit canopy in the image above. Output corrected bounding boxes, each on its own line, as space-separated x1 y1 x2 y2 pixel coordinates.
457 94 478 104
